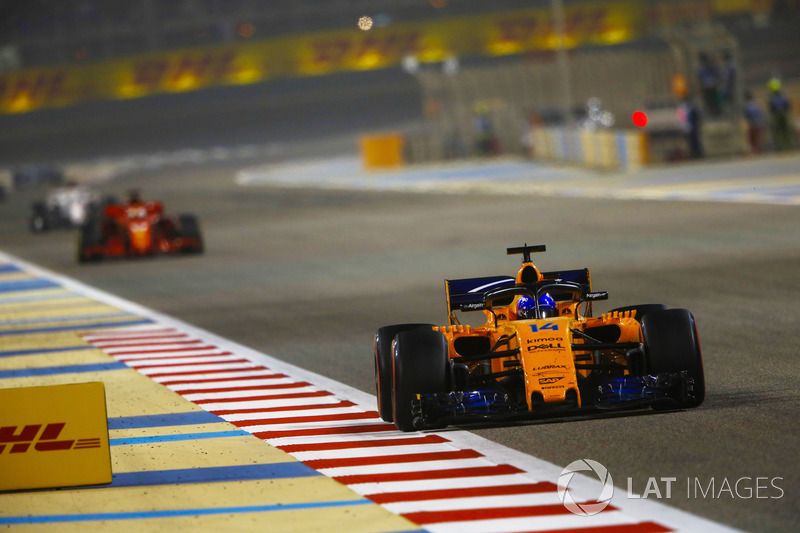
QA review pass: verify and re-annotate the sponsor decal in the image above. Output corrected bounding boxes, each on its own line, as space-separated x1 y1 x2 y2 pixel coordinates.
130 50 238 91
527 342 564 351
535 364 568 371
0 423 101 454
309 30 422 69
0 382 111 491
539 376 564 385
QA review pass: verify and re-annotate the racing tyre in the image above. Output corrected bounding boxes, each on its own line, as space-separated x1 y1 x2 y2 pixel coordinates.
77 217 104 263
392 327 449 432
374 324 434 422
178 214 204 254
29 202 48 233
641 309 705 408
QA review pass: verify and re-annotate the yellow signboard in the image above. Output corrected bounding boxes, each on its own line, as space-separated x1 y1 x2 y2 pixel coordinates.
0 382 112 491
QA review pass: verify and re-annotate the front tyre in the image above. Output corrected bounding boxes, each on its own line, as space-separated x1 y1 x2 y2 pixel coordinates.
29 203 48 233
641 309 705 408
374 324 434 422
178 214 204 254
77 216 104 263
392 327 449 432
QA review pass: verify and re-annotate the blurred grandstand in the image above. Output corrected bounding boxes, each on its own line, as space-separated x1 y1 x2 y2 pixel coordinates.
0 0 798 167
0 0 548 68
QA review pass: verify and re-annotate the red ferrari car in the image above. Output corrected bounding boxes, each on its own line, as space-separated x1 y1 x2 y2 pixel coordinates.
78 193 203 262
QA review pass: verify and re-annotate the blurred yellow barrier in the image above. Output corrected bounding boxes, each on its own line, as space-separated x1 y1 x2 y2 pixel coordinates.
361 133 405 169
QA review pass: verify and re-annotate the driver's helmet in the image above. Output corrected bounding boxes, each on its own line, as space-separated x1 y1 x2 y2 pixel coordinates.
127 189 142 204
517 293 558 319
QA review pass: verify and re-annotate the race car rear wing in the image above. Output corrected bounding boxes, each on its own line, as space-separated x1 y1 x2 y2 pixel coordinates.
541 268 592 289
445 268 593 323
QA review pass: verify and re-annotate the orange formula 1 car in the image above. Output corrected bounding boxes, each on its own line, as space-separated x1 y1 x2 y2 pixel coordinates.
78 193 203 262
375 244 705 431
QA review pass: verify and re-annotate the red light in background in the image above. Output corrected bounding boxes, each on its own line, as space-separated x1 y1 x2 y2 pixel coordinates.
632 111 647 128
237 22 255 39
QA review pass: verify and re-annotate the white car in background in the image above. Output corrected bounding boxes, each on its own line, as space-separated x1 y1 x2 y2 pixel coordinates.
29 184 114 233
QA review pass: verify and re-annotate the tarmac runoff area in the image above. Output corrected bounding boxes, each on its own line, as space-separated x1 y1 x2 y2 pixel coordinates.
235 153 800 206
0 253 744 532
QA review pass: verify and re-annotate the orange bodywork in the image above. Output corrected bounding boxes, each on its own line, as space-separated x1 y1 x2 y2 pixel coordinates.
438 259 644 412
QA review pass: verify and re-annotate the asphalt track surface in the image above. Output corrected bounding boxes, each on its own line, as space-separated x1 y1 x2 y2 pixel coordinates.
1 142 799 531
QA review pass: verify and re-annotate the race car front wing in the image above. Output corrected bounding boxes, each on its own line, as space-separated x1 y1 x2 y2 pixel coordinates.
411 371 698 429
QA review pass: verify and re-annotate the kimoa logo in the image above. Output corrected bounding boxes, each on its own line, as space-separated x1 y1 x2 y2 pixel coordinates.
0 423 101 454
557 459 614 516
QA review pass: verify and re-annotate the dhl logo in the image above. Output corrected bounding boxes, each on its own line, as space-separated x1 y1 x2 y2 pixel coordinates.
495 8 610 44
130 50 238 89
310 31 422 66
0 423 100 454
0 71 72 102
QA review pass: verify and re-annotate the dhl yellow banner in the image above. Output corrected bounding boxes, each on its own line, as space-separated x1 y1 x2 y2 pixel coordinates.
0 0 764 115
0 382 112 491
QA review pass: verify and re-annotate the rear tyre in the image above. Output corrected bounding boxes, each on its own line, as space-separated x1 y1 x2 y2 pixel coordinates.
641 309 705 408
178 214 204 254
374 324 434 422
392 327 449 431
77 216 104 263
29 203 48 233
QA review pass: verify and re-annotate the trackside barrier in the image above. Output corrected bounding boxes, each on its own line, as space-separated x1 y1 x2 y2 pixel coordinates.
531 126 648 172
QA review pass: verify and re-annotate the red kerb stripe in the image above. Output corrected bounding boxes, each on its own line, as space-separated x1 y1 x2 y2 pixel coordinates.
367 481 558 504
253 423 395 439
333 464 524 485
143 364 262 377
117 351 231 362
129 356 244 369
161 373 287 386
231 410 378 427
306 448 482 469
179 382 311 395
210 400 355 416
108 345 220 356
277 434 448 453
194 391 331 404
403 502 619 525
